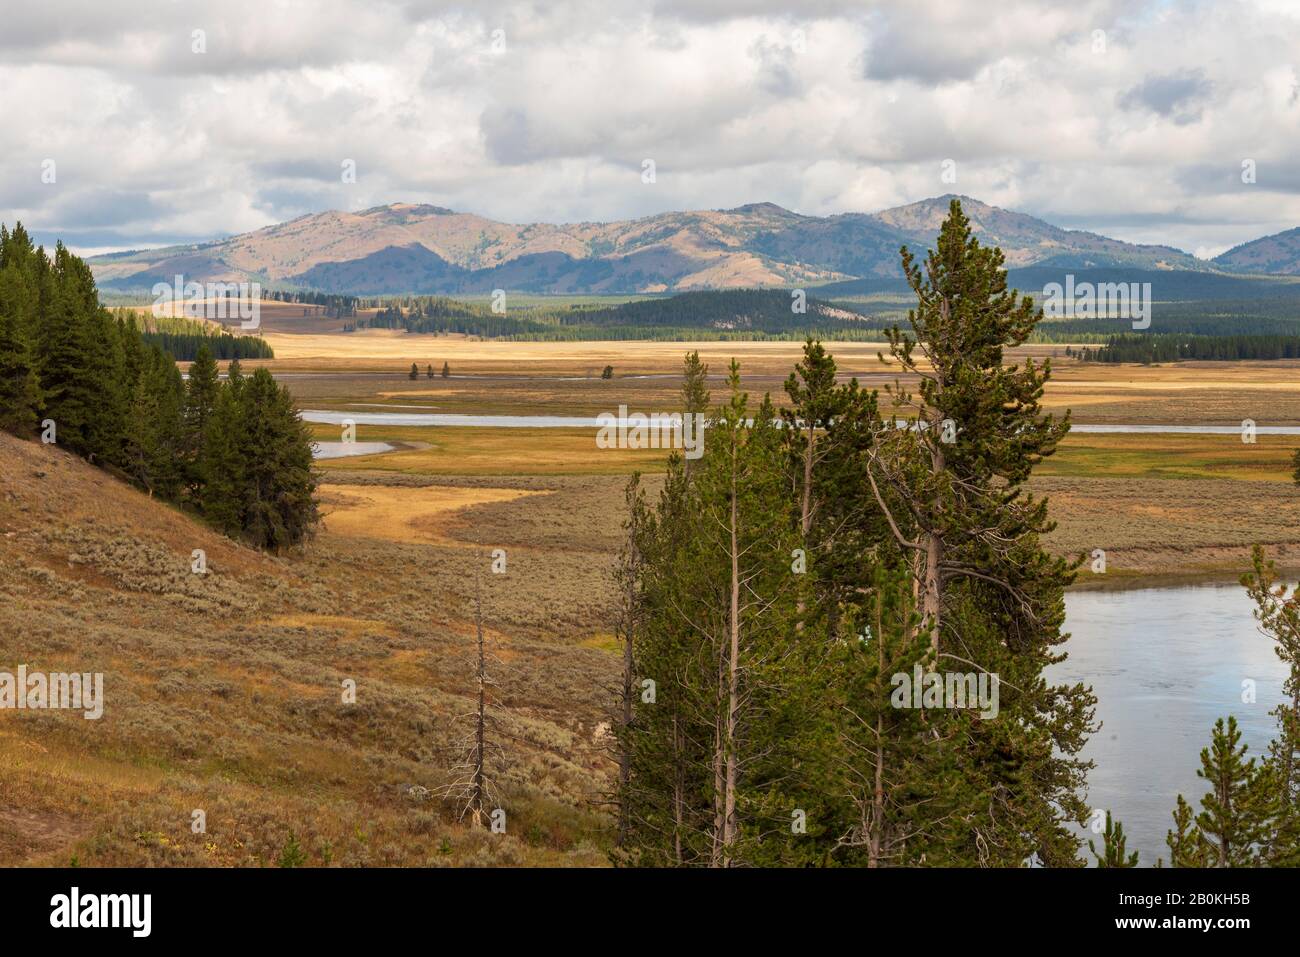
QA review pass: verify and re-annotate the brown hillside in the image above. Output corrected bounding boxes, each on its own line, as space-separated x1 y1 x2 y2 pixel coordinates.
0 431 619 866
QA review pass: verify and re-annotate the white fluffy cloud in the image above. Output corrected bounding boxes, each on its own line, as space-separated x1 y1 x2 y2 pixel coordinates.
2 0 1298 256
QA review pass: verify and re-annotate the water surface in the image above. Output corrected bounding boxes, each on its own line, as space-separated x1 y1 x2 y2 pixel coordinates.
302 410 1300 433
1056 585 1288 865
311 440 397 459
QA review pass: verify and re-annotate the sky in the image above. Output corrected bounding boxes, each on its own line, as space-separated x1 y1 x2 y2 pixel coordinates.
3 0 1299 258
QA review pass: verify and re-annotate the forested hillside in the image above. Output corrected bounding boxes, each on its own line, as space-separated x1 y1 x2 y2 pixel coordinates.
0 223 316 550
360 288 873 340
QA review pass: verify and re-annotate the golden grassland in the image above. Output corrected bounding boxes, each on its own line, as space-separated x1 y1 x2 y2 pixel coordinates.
260 330 1062 373
249 331 1300 425
312 424 675 476
1039 433 1299 483
294 341 1300 582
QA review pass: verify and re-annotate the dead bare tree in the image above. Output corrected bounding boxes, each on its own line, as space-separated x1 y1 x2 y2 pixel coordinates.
438 552 505 828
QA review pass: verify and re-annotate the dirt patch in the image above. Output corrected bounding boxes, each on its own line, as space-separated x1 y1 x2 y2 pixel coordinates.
0 804 90 864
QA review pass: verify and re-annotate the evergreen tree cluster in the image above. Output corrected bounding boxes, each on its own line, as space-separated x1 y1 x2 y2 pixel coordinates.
358 290 882 341
136 315 274 361
369 297 549 337
614 201 1098 867
264 289 359 315
0 223 318 551
1069 332 1300 363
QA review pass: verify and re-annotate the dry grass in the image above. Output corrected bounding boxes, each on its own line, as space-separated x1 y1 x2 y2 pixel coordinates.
1035 475 1300 582
0 432 620 867
1040 433 1299 482
313 424 674 476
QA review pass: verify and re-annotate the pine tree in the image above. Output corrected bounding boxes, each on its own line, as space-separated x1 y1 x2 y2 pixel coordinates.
117 312 147 390
618 210 1097 868
822 561 939 866
426 364 434 378
868 198 1073 653
441 361 450 378
35 248 100 457
863 199 1096 865
2 223 314 552
409 362 418 380
1089 811 1139 867
780 339 879 638
1241 544 1300 865
681 350 709 414
0 265 40 434
694 364 798 866
611 473 648 850
680 351 710 481
1175 716 1274 867
183 343 220 501
226 357 245 399
199 380 248 534
1166 794 1210 866
54 244 127 464
618 450 705 865
123 346 185 498
0 224 40 361
619 361 801 867
237 368 319 550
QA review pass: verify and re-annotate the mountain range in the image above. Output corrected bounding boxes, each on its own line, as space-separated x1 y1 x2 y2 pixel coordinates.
88 195 1300 297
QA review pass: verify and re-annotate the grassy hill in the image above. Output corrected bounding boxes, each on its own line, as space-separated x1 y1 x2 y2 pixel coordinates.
0 430 621 866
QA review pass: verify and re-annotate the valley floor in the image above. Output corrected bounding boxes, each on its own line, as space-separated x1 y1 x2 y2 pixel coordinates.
4 341 1298 866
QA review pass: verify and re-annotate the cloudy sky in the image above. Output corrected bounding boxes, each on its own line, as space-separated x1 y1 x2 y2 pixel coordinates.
4 0 1299 257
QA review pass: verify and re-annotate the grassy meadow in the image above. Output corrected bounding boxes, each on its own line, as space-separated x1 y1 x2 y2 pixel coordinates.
282 334 1300 583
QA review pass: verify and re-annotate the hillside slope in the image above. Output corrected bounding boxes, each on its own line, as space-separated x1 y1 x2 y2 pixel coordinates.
0 431 618 866
1214 226 1300 275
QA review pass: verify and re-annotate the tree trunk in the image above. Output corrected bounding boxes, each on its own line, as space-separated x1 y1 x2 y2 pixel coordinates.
921 419 945 653
711 709 725 866
722 456 741 864
795 420 815 632
869 587 885 867
672 713 685 865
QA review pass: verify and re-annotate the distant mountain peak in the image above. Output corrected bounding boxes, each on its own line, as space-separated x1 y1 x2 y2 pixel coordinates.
89 195 1270 295
722 201 798 216
362 202 458 217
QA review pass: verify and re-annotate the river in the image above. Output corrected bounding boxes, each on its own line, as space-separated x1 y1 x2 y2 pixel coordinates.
302 410 1300 433
1055 584 1289 866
